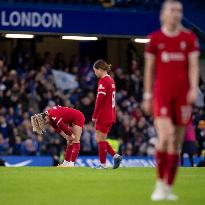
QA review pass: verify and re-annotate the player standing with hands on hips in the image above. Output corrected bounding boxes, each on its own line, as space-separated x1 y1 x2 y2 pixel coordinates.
92 59 122 169
143 0 200 201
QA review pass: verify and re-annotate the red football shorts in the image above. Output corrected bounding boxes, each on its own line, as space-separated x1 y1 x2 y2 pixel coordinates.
153 86 192 126
72 111 85 128
95 121 113 134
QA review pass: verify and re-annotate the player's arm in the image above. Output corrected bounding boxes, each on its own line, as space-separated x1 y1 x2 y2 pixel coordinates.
50 120 61 133
56 119 75 140
50 115 75 140
187 34 200 104
143 54 155 99
187 53 199 104
189 53 199 90
143 35 156 115
92 80 107 120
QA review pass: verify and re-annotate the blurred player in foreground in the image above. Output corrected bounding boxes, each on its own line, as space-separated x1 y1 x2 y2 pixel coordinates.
92 59 122 169
143 0 199 201
31 105 85 167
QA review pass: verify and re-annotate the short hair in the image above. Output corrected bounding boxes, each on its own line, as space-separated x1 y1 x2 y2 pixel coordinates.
161 0 182 10
93 59 112 72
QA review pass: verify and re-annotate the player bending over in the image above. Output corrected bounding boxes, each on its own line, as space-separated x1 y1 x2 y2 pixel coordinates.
143 0 199 201
92 59 122 169
31 105 85 167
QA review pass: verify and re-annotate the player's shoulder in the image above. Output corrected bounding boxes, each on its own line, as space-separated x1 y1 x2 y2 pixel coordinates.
99 75 113 84
47 105 62 115
147 29 162 39
181 28 197 39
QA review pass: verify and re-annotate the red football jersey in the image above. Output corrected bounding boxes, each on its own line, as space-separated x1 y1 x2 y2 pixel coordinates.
93 75 116 123
145 28 199 89
46 106 84 135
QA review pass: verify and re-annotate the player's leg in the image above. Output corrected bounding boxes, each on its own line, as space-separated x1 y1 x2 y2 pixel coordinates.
151 117 175 201
154 117 174 180
60 141 73 167
164 98 191 200
95 123 122 169
68 125 82 167
188 153 194 167
165 126 184 200
104 124 122 169
95 129 108 168
58 125 82 167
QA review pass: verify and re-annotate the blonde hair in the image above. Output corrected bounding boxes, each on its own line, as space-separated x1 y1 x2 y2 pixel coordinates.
31 113 46 134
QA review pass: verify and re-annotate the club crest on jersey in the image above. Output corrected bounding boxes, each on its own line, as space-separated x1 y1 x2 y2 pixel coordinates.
98 84 105 89
158 43 165 50
180 41 186 50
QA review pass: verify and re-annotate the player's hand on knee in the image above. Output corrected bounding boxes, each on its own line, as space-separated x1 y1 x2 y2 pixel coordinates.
65 134 75 141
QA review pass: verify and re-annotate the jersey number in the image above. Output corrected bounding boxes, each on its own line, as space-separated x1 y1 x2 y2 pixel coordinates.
112 91 116 108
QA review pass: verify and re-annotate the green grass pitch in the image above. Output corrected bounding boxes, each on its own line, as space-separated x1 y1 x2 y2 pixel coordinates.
0 167 204 205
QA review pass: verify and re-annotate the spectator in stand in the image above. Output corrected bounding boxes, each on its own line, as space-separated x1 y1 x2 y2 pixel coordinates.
0 48 203 160
181 121 197 167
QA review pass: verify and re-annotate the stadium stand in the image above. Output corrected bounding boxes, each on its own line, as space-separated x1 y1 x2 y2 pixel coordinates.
0 0 204 164
0 45 204 159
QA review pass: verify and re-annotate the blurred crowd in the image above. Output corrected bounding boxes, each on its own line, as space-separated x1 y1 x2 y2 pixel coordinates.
0 0 163 12
0 48 205 160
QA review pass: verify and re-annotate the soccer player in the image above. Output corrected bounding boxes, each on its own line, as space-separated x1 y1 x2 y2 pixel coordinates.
31 105 85 167
92 59 122 169
143 0 199 201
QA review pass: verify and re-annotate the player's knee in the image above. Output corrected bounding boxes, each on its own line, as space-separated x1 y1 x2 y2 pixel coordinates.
157 138 168 151
168 137 181 153
96 135 106 143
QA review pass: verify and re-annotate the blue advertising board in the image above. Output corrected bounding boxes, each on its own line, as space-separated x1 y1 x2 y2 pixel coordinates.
1 156 203 167
0 4 204 37
1 156 53 167
0 4 159 36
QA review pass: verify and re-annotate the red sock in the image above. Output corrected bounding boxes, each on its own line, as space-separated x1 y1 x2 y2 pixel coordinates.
156 150 167 180
98 141 107 164
106 141 116 157
64 144 73 161
166 153 179 186
70 143 80 162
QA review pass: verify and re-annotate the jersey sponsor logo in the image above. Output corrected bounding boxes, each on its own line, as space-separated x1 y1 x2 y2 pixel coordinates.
161 51 185 63
98 84 105 89
158 43 165 50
